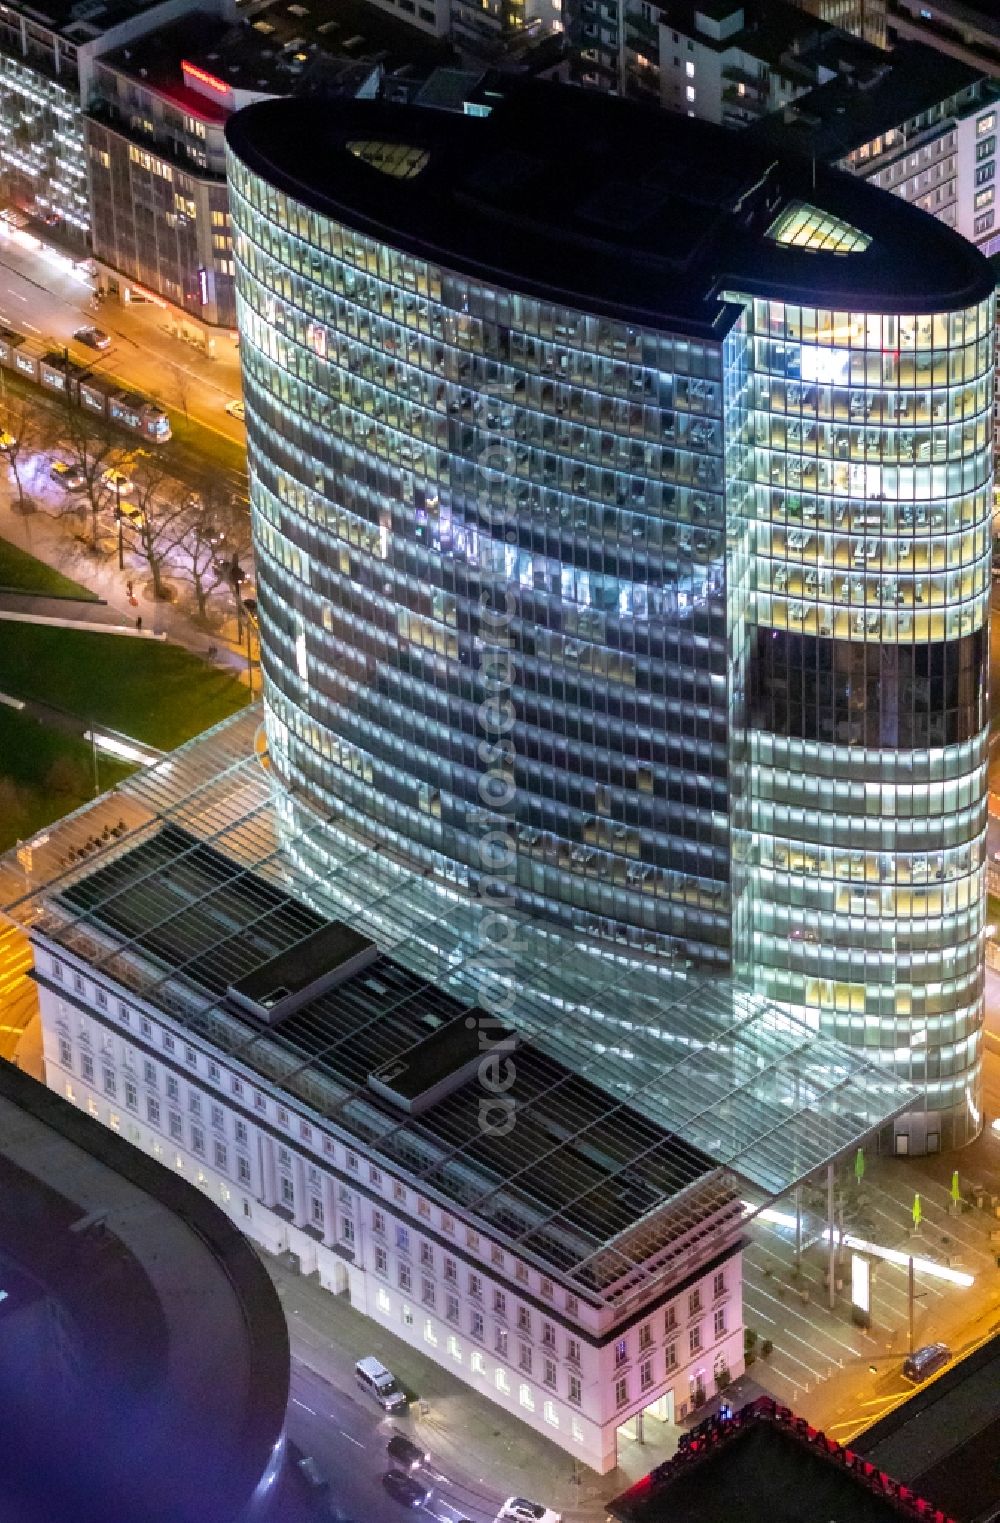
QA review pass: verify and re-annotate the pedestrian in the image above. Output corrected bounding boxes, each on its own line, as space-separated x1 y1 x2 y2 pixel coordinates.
136 615 142 632
126 579 133 597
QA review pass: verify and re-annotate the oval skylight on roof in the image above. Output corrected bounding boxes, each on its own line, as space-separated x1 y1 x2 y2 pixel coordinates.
767 199 871 254
346 140 429 180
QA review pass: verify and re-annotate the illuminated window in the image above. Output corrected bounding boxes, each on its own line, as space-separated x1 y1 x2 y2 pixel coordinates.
766 200 871 254
685 59 695 77
346 140 429 179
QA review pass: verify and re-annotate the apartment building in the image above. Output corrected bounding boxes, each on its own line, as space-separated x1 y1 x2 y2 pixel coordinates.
0 0 216 243
653 0 879 127
887 0 1000 80
789 0 886 49
752 42 1000 249
568 0 873 106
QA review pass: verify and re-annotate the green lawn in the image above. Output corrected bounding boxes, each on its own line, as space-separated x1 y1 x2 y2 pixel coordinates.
0 535 97 600
0 625 248 751
0 706 134 852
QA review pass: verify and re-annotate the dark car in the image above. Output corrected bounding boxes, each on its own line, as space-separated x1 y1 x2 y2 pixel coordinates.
73 324 111 350
297 1455 327 1490
382 1469 431 1508
903 1343 950 1384
386 1434 428 1471
50 460 86 491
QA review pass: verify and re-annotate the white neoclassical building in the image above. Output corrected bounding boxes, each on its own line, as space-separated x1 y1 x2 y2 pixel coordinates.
5 711 915 1473
34 882 745 1475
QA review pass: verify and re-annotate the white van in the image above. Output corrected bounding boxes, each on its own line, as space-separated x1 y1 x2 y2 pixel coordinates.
355 1355 407 1412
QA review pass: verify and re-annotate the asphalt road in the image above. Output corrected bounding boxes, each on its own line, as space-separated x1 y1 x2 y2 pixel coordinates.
0 233 248 499
285 1358 504 1523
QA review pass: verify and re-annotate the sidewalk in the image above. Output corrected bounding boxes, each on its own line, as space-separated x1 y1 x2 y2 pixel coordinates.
264 1251 648 1519
740 1144 1000 1442
0 473 254 685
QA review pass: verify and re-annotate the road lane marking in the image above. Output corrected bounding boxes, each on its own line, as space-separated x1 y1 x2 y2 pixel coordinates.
291 1397 316 1415
338 1429 364 1448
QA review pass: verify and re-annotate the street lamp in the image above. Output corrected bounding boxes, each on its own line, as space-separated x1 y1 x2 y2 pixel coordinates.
116 475 124 571
229 554 255 695
229 553 245 640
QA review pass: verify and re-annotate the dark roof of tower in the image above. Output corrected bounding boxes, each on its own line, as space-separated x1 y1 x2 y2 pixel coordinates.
225 80 995 335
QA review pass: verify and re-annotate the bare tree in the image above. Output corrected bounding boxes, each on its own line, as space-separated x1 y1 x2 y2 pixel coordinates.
57 400 120 551
174 478 238 619
120 461 189 601
0 393 41 513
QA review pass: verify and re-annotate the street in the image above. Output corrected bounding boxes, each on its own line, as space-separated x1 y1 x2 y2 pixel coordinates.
286 1361 502 1523
274 1251 540 1523
0 222 245 451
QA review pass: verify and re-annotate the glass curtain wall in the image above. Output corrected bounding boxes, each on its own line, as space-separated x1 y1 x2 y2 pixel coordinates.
740 294 994 1150
226 150 736 965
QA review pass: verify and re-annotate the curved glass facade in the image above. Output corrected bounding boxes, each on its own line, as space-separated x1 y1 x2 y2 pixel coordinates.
226 120 993 1151
737 295 994 1151
226 153 734 967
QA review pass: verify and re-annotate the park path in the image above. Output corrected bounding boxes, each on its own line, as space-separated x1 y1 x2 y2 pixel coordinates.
0 462 254 685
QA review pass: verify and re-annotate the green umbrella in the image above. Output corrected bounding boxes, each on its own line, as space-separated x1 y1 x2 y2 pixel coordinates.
951 1170 961 1207
912 1192 923 1230
855 1147 865 1185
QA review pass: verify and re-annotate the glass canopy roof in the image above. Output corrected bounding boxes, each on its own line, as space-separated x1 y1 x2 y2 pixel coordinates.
0 708 917 1221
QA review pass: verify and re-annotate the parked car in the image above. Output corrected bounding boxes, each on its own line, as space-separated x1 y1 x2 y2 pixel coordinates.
386 1434 429 1471
382 1469 432 1508
101 467 133 496
50 459 86 490
74 324 111 350
495 1502 562 1523
903 1343 950 1384
225 398 245 421
297 1455 327 1490
356 1355 408 1412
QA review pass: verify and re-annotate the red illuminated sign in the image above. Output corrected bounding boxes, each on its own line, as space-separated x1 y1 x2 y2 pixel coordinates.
181 60 230 96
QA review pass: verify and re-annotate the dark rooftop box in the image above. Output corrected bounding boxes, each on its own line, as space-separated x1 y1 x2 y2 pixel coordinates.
227 919 377 1024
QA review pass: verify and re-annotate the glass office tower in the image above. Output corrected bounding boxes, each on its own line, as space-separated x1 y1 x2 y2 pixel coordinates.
225 89 994 1150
